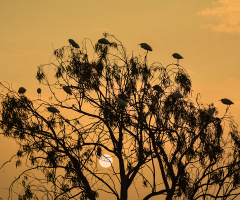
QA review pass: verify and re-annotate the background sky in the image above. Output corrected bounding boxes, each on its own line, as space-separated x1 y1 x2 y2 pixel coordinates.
0 0 240 199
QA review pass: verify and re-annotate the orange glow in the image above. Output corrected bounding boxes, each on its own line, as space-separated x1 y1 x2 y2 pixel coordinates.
0 0 239 199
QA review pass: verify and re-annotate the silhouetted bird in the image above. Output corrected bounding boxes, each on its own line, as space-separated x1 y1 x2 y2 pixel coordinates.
172 53 183 65
139 43 152 51
172 53 183 60
37 88 41 94
118 93 128 101
47 106 60 114
172 92 183 99
37 88 41 99
68 39 80 48
153 85 164 93
117 98 127 107
18 87 26 94
63 86 72 95
220 98 234 105
98 38 112 45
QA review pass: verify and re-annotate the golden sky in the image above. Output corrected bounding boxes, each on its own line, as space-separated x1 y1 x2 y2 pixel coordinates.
0 0 240 199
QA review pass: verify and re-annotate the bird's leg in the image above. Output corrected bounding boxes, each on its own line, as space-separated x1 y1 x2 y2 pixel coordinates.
226 105 230 113
222 105 230 119
144 51 148 65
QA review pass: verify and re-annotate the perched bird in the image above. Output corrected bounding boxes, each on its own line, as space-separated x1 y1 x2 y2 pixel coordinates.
37 88 41 94
118 93 128 101
68 39 80 48
117 98 127 107
47 106 60 114
153 85 164 93
18 87 26 94
172 53 183 65
172 53 183 60
98 38 112 45
63 86 72 95
37 88 41 100
220 98 234 105
139 43 152 51
172 92 183 99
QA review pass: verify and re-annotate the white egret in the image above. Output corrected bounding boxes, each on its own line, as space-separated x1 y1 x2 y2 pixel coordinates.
18 87 26 94
117 98 127 107
220 98 234 105
139 43 152 51
47 106 60 114
37 88 41 99
98 38 112 45
99 154 113 168
153 85 164 93
68 39 80 48
172 92 183 99
63 86 72 95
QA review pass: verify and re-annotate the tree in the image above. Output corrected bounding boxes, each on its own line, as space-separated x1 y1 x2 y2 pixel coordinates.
0 33 240 200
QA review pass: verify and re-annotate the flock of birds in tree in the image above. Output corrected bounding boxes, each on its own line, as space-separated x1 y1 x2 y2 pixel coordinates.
69 39 183 64
16 38 234 114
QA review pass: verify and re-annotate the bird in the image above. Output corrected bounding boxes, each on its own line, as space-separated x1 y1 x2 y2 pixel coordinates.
220 98 234 105
37 88 41 99
153 85 164 93
68 39 80 48
118 93 128 101
62 86 72 95
172 53 183 65
47 106 60 114
98 38 112 45
18 87 26 94
139 43 152 51
37 88 41 94
172 53 183 60
172 92 183 99
117 98 127 107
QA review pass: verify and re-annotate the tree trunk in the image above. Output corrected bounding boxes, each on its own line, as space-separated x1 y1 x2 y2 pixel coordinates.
120 175 128 200
68 153 96 200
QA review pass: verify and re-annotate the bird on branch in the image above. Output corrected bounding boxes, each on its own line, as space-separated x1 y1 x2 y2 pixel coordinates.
98 38 112 45
18 87 26 95
172 53 183 65
37 88 41 100
139 43 152 52
68 39 80 48
47 106 60 114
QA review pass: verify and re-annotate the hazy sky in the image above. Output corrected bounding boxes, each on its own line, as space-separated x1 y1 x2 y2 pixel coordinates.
0 0 240 199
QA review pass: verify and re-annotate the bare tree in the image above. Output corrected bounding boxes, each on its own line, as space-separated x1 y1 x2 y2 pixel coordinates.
0 33 239 200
